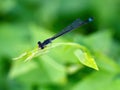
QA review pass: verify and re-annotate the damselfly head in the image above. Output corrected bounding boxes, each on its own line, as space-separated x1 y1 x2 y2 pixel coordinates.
38 41 44 49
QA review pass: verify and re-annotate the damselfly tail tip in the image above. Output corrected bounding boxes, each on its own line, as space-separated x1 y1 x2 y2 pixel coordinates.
88 17 94 22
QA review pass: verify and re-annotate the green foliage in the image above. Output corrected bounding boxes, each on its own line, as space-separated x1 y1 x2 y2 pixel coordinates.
13 42 98 70
0 0 120 90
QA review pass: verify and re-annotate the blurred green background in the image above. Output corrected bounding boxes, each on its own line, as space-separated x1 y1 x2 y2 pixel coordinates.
0 0 120 90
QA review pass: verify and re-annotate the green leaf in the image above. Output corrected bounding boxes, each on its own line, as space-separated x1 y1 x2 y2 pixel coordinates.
74 49 99 70
13 42 98 70
72 70 120 90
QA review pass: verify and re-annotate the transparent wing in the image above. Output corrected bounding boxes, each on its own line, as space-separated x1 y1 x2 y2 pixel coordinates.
50 18 84 40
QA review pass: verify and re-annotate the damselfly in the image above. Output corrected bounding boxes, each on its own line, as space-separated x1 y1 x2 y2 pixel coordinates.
38 17 93 49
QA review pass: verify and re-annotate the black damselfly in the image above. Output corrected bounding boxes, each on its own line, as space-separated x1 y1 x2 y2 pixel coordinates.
38 17 93 49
